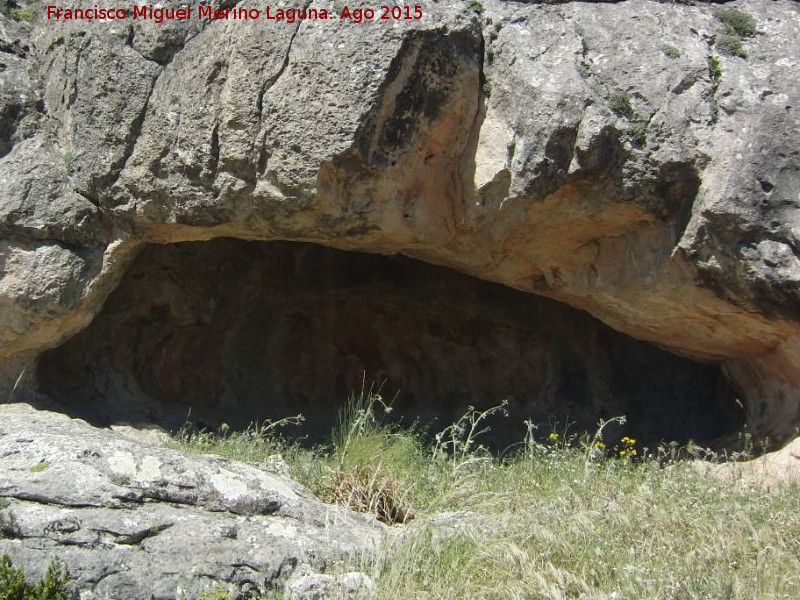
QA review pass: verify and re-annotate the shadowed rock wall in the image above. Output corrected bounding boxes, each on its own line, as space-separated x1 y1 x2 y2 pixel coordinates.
39 240 742 446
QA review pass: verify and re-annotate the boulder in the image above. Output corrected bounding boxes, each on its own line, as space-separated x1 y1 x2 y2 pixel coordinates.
0 403 385 599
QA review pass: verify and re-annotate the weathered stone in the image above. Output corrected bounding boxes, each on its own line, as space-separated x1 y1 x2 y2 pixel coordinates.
0 0 800 476
696 436 800 490
0 403 384 599
284 565 375 600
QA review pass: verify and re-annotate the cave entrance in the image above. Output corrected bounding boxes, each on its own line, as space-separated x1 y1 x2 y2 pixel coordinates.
38 239 744 448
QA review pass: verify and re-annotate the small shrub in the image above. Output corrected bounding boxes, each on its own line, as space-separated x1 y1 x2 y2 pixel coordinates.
199 586 234 600
0 513 19 540
322 464 413 525
608 91 635 119
482 82 492 97
463 0 483 15
333 382 399 463
323 385 426 524
109 474 130 487
628 122 648 147
29 462 49 473
716 34 748 59
9 5 38 21
661 44 681 59
198 585 279 600
0 555 70 600
708 55 722 83
718 8 757 38
0 498 9 511
0 556 26 599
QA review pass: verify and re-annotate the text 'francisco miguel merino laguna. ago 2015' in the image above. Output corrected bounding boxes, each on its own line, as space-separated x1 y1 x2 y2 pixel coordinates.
46 4 424 22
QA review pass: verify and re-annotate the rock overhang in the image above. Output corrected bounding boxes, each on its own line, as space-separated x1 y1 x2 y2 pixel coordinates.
0 0 799 448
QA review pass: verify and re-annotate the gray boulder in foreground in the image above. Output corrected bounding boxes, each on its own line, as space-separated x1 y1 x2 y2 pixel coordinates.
0 403 384 600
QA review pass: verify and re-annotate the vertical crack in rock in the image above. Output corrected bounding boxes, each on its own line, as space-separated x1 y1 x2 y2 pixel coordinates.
255 10 306 123
208 123 220 186
456 26 488 218
252 8 307 181
86 62 163 203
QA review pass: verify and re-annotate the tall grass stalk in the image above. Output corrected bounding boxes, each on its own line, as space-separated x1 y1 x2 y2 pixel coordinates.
6 369 25 404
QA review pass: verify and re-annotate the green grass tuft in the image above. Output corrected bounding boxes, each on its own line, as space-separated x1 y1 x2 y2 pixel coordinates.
717 34 748 59
708 55 723 84
609 91 635 120
9 5 38 21
718 8 758 38
463 0 483 15
108 474 131 487
661 44 681 59
628 122 648 147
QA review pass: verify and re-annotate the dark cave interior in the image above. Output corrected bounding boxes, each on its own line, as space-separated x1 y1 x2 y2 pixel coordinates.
38 239 745 448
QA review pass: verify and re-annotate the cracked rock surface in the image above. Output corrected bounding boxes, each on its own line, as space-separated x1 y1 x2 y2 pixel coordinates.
0 403 384 599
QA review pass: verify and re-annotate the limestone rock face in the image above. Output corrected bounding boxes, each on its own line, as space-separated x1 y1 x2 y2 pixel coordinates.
1 0 800 439
0 403 384 599
284 565 375 600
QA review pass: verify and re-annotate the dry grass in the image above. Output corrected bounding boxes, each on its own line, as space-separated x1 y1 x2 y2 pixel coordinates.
322 464 413 525
175 397 800 600
370 449 800 600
